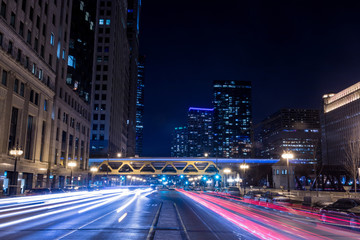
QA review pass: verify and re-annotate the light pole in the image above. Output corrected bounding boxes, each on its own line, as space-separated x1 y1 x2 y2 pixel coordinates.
282 152 294 193
68 161 77 185
9 146 23 195
223 168 231 188
240 161 249 195
90 166 98 186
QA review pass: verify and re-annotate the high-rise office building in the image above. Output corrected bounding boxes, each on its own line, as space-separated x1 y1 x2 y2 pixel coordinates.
322 82 360 166
171 126 188 157
90 0 132 158
50 0 92 187
213 80 252 158
255 109 321 164
187 107 213 157
135 55 145 156
0 0 92 192
67 0 96 103
126 0 142 157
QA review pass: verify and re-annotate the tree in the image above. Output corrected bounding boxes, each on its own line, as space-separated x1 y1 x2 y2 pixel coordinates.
344 132 360 193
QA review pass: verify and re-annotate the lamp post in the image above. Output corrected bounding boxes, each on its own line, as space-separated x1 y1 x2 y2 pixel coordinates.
240 161 249 195
223 168 231 188
9 146 23 195
282 152 294 193
90 166 98 186
68 161 77 185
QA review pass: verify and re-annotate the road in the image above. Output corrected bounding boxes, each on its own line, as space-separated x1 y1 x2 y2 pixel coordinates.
0 188 358 240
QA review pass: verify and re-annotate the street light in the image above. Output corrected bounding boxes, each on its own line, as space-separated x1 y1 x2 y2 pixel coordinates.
9 146 23 195
90 166 98 185
240 161 249 195
204 152 209 158
223 168 231 188
117 152 122 158
68 161 77 185
282 152 294 193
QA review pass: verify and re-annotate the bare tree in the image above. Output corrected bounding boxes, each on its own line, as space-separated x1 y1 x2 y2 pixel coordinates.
344 132 360 193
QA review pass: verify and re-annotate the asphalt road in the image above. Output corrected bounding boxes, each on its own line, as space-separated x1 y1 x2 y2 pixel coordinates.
0 188 358 240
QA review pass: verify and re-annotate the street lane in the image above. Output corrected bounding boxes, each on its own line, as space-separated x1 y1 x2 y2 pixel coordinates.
1 188 360 239
178 189 360 239
0 188 159 240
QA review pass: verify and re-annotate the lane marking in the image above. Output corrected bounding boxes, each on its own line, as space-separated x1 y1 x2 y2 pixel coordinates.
146 202 162 240
174 203 190 240
118 212 128 223
55 209 118 240
55 190 152 240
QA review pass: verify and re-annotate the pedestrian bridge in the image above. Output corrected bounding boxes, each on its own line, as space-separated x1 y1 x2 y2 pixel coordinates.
89 157 278 175
91 159 219 175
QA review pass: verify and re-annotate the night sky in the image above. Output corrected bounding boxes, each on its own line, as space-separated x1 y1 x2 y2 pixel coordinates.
139 0 360 157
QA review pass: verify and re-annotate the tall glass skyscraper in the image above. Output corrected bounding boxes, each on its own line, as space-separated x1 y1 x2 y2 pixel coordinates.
171 126 188 157
213 80 252 158
187 107 213 157
135 55 145 156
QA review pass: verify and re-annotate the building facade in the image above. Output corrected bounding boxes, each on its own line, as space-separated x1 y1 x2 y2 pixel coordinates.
187 107 213 157
171 126 188 157
126 0 141 157
213 80 252 158
0 0 91 193
90 0 131 158
135 55 145 156
255 109 321 164
322 82 360 166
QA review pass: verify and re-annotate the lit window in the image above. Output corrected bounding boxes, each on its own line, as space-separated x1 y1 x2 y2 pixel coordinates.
68 55 76 68
99 19 104 25
105 19 110 25
50 33 55 45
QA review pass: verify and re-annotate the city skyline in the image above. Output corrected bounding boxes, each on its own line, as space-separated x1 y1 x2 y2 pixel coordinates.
140 0 360 156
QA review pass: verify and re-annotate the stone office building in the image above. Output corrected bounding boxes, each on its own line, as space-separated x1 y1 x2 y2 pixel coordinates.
0 0 91 194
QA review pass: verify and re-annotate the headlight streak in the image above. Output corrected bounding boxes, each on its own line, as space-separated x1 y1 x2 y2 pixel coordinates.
78 190 132 213
116 188 153 213
0 192 104 214
0 199 105 228
0 188 153 230
0 193 121 219
0 190 133 228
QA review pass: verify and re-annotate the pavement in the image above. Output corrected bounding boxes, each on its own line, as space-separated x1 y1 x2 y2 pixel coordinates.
0 188 358 240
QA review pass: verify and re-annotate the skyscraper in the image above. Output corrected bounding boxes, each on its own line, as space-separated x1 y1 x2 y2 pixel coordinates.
171 126 188 157
187 107 213 157
67 0 96 104
255 109 321 164
50 0 92 187
135 55 145 156
90 0 131 158
126 0 142 157
213 80 252 158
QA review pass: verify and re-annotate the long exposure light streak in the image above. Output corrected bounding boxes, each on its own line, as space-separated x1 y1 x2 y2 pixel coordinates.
0 188 150 229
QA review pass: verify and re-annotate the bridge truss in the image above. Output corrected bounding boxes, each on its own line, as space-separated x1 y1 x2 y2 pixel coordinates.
92 160 220 175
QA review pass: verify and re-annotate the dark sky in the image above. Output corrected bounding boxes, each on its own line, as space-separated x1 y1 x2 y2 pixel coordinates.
139 0 360 157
